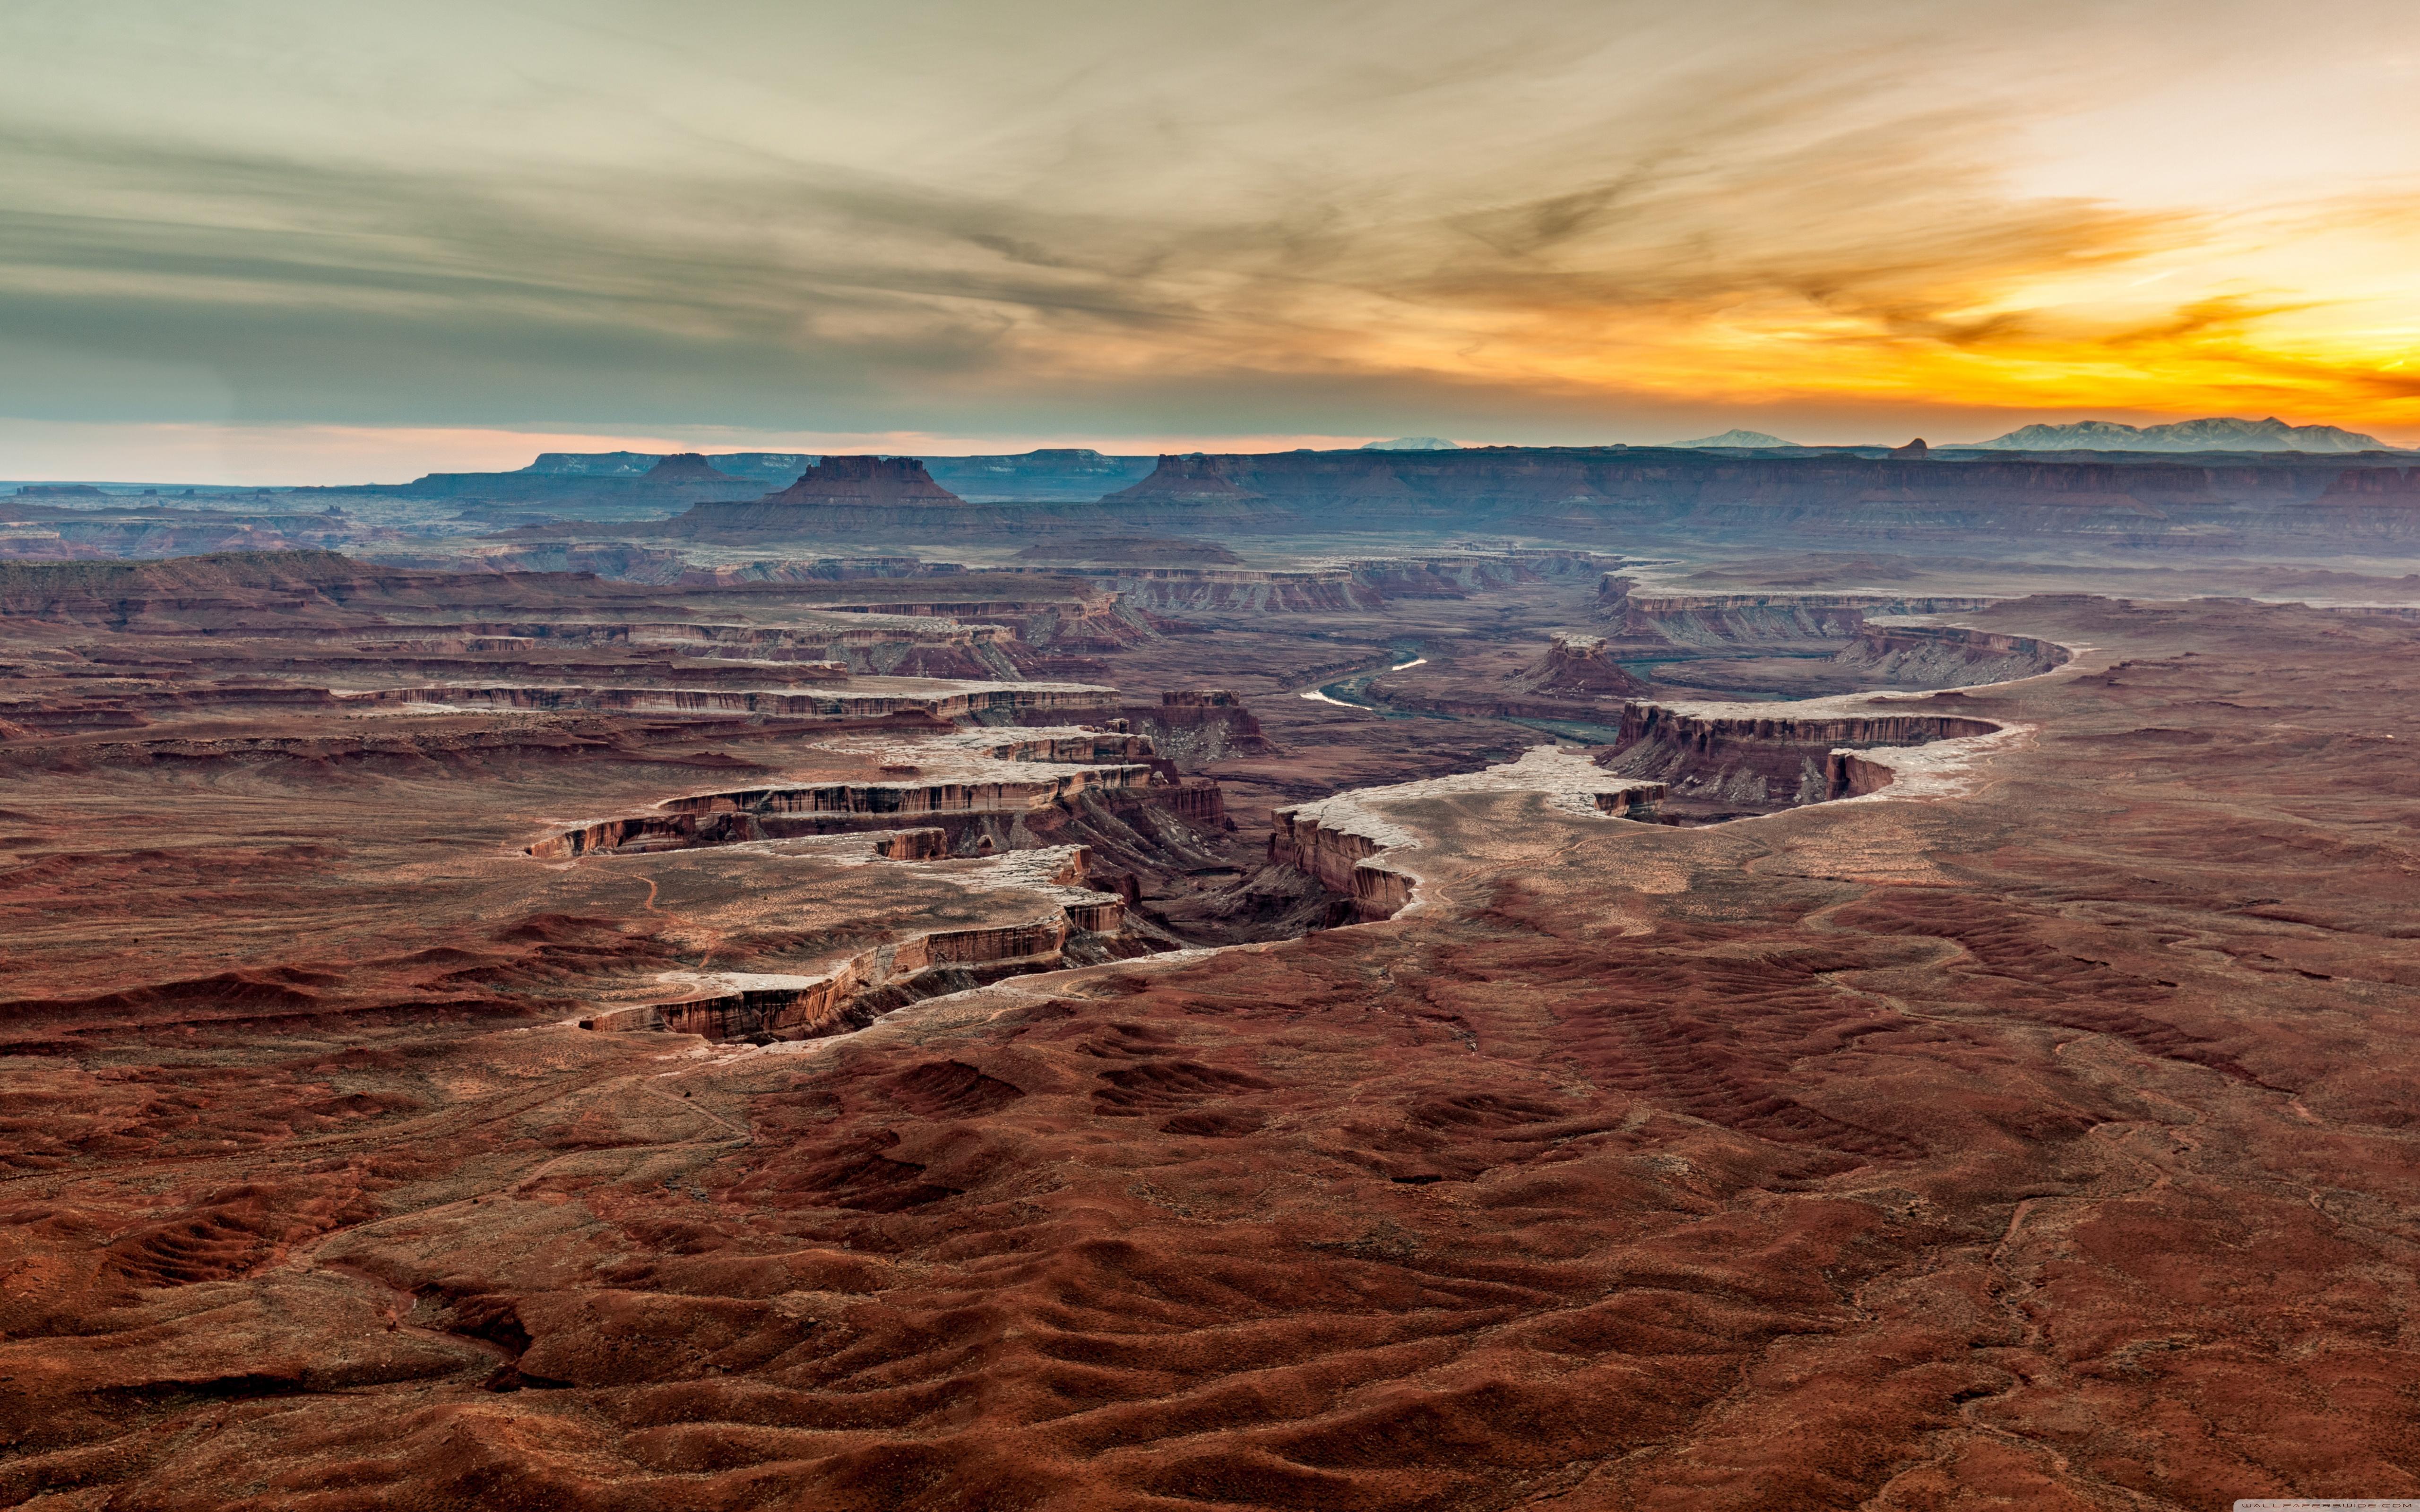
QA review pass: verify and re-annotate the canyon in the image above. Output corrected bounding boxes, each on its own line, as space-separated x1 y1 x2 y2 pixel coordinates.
0 516 2416 1511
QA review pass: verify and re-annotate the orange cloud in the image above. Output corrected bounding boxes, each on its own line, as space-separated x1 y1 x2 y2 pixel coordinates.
5 1 2419 455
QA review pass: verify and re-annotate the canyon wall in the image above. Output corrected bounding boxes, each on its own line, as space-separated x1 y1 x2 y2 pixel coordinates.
1100 447 2420 545
1266 810 1410 924
1602 703 2005 818
532 764 1162 858
1267 750 1667 922
1596 579 1994 644
581 906 1123 1042
1830 624 2069 686
342 681 1114 722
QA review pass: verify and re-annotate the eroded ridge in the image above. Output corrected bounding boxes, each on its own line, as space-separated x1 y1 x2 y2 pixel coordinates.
578 844 1141 1043
526 722 1260 1040
346 677 1118 721
1269 746 1665 921
527 726 1221 861
1600 698 2018 821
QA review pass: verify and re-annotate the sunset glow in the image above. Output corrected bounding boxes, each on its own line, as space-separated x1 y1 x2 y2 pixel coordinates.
5 1 2418 477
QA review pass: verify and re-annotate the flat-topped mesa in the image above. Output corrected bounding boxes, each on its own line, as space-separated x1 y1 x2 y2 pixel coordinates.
759 455 963 506
1588 580 2067 685
641 452 735 482
1600 701 2006 821
657 456 1011 538
1108 454 1271 501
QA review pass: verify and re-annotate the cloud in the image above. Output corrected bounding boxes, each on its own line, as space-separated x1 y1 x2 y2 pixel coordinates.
0 0 2415 465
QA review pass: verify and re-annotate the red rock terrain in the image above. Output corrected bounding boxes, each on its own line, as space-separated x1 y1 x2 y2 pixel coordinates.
1 555 2416 1509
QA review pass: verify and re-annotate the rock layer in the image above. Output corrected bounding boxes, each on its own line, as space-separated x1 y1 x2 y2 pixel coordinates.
1601 699 2008 819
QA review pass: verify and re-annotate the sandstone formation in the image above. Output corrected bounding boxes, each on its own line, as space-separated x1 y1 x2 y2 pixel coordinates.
1830 623 2068 687
1 549 2415 1510
1518 632 1648 696
578 847 1140 1041
1267 746 1665 921
1126 688 1279 762
1600 699 2010 820
758 455 963 507
1595 578 1994 645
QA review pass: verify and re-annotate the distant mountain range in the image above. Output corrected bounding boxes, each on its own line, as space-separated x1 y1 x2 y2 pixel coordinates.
1968 417 2398 453
1670 430 1798 449
1359 437 1460 450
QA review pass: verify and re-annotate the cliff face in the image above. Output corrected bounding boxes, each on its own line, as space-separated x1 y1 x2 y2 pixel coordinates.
1598 581 1991 645
923 450 1158 501
1100 447 2418 544
345 680 1105 723
1831 625 2067 687
1265 810 1406 923
578 845 1138 1042
1601 702 2006 819
1267 748 1666 922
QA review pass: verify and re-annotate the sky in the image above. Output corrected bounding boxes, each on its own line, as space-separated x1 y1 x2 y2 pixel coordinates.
4 0 2419 482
